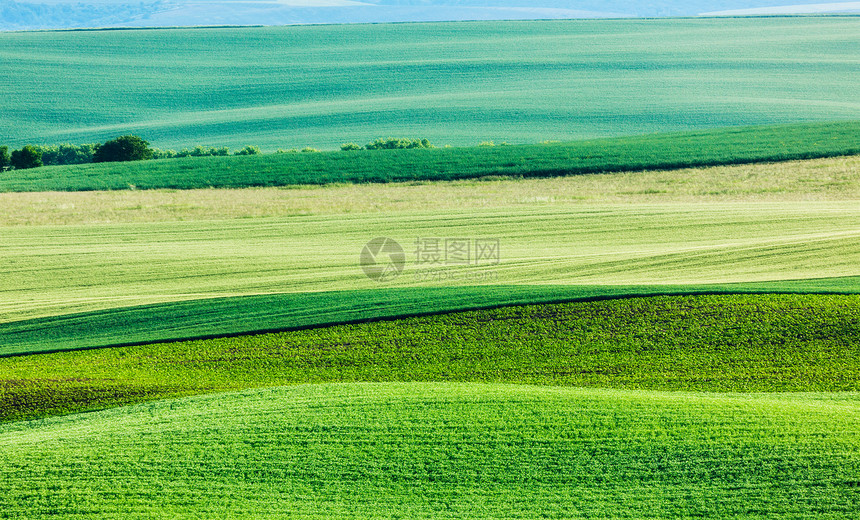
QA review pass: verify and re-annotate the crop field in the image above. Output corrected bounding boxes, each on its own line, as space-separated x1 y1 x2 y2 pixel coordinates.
2 121 860 192
2 154 859 227
2 200 859 323
1 148 859 519
3 383 860 519
1 17 860 150
1 155 859 354
3 293 860 422
2 16 860 520
5 277 860 358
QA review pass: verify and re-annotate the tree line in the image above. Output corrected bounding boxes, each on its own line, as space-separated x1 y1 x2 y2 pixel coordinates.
0 136 153 171
0 136 267 171
1 136 436 171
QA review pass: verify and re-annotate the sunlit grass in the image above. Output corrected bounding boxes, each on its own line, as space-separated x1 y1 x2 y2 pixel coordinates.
1 154 858 226
2 382 859 518
2 201 859 324
3 293 860 421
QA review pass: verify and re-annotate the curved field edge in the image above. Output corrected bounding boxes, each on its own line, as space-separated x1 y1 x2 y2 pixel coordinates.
3 277 860 357
2 383 860 519
2 121 859 192
2 293 859 422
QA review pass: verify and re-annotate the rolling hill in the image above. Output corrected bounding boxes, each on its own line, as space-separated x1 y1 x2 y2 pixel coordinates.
3 293 860 421
2 18 859 150
3 383 859 518
1 150 859 354
2 12 859 520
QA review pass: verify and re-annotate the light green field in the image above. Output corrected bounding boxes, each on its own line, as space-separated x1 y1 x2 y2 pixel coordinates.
2 156 858 356
2 17 859 150
2 201 860 324
2 383 859 519
1 156 859 326
2 154 858 226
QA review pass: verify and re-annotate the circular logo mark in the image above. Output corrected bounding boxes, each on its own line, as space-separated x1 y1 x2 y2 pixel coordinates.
360 237 406 282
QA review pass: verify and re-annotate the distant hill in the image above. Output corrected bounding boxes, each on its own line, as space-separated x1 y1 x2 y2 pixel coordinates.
3 18 859 150
2 0 860 31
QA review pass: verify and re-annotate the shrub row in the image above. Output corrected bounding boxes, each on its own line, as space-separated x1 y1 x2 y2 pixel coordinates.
0 136 152 170
344 137 434 151
1 136 435 170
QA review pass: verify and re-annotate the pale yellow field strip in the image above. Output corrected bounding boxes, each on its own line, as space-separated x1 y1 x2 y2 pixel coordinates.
1 201 859 322
0 156 858 227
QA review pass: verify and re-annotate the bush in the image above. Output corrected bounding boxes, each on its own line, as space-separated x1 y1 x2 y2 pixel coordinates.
365 137 434 150
301 147 321 153
34 143 96 166
0 146 9 170
341 143 362 151
93 135 153 163
276 148 299 154
189 145 230 157
234 145 261 156
10 145 43 170
151 149 177 159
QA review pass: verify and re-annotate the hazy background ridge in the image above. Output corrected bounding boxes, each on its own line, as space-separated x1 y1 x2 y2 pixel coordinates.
2 0 860 30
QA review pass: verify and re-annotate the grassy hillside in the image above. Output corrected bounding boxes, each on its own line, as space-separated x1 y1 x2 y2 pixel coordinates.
2 18 859 150
2 201 859 325
3 278 860 358
2 122 860 192
3 154 859 227
3 293 860 421
3 383 860 518
2 155 858 354
4 15 859 520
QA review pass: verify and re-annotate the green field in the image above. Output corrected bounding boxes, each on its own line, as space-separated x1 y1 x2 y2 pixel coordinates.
2 155 859 355
2 154 859 227
3 383 860 519
3 293 860 422
3 121 860 192
3 16 860 518
5 278 860 358
2 201 859 322
2 17 859 150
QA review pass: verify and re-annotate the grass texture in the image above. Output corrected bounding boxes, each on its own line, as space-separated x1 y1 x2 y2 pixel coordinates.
2 382 860 518
2 122 860 192
2 293 859 421
2 201 859 324
2 18 860 150
2 278 860 357
2 154 860 227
